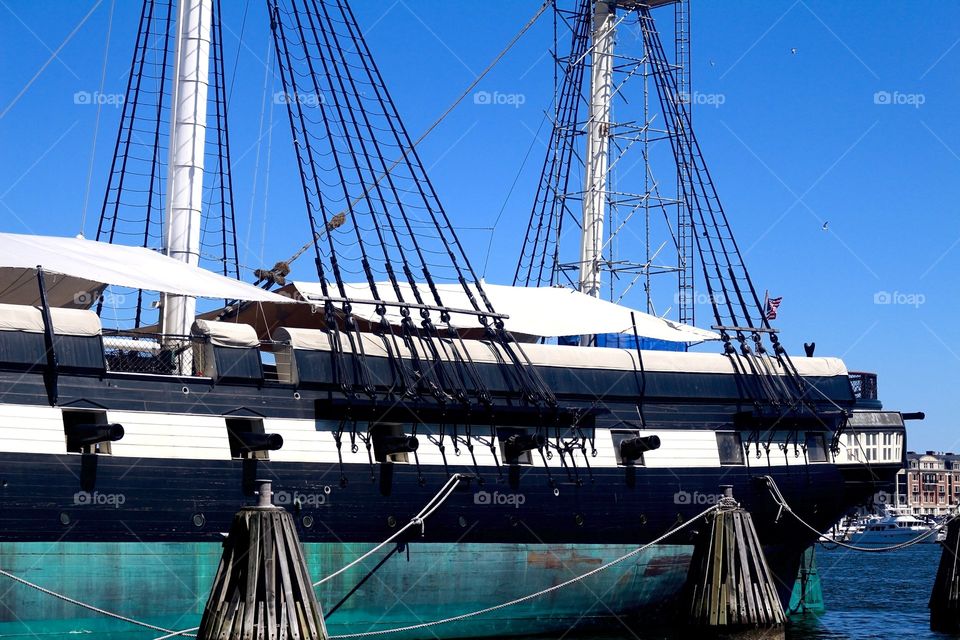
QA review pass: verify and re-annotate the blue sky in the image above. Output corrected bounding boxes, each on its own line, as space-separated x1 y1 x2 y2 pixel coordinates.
0 1 958 451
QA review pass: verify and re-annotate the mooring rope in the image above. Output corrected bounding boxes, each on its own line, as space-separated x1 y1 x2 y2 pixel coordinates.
0 567 197 638
762 474 956 553
313 473 467 587
325 503 720 639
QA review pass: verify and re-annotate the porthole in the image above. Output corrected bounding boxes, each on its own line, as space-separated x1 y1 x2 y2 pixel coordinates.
192 513 206 528
302 515 314 528
59 512 71 526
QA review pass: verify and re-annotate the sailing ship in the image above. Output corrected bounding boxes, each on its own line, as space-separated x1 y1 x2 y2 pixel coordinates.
0 1 912 637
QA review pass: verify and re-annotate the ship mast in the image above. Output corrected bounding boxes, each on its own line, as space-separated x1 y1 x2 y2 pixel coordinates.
161 0 213 355
578 0 615 303
578 0 615 345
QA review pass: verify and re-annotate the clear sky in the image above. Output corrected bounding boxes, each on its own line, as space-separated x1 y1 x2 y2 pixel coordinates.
0 1 958 451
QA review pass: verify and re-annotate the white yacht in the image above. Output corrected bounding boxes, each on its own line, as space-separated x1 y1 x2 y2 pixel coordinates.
846 511 938 545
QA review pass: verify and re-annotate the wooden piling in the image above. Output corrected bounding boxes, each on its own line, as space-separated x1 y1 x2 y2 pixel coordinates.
198 480 327 640
681 487 785 638
931 516 960 633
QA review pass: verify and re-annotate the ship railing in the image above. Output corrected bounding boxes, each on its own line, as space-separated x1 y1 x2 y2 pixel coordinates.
102 331 290 381
848 371 878 401
102 331 200 376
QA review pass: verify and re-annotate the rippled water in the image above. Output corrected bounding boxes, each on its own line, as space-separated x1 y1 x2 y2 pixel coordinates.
785 544 948 640
507 544 949 640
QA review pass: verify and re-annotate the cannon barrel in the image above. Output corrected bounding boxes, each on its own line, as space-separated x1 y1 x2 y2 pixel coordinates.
67 423 124 449
620 435 661 462
504 432 546 461
377 434 419 458
233 431 284 454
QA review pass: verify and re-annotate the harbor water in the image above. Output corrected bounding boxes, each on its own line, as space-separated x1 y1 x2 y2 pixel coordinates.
0 542 949 639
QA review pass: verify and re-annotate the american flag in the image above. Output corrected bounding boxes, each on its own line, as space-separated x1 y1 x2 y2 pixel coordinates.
764 294 783 321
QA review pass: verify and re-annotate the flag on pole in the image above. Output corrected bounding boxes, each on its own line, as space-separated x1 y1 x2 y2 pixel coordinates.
764 292 783 321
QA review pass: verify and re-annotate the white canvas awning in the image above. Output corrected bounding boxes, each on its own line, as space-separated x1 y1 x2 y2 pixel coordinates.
289 281 718 343
0 233 296 307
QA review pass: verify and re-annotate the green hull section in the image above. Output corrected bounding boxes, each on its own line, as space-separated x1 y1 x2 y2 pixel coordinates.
787 546 825 617
0 541 693 639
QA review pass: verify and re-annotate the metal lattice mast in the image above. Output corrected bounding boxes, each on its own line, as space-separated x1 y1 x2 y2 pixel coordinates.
517 1 692 325
674 0 695 326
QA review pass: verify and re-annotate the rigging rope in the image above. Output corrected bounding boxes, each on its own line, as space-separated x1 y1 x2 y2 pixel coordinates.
313 473 466 587
326 503 720 638
762 474 955 553
0 567 196 638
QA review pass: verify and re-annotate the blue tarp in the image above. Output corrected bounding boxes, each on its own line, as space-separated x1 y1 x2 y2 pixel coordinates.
558 333 686 352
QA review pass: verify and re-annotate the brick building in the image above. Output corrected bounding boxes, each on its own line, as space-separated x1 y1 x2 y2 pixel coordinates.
895 451 960 516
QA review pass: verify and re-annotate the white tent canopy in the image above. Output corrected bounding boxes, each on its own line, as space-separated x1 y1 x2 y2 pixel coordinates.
0 233 295 307
290 281 718 343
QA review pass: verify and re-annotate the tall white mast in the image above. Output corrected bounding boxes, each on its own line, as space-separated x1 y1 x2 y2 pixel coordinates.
161 0 213 350
579 0 615 302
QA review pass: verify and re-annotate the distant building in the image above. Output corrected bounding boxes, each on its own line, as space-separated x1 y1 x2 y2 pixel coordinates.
895 451 960 516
